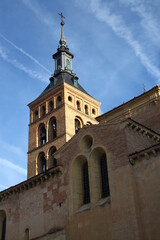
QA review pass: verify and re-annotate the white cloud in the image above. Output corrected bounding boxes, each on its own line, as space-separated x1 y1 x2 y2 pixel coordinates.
0 46 8 59
0 46 49 83
0 158 27 176
12 59 49 83
0 185 8 190
0 140 26 160
79 0 160 81
0 32 51 74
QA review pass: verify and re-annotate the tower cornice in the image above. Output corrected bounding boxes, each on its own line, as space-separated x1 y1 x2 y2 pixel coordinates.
52 48 74 59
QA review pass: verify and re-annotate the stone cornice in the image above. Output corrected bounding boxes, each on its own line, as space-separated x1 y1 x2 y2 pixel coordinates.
97 84 160 123
29 103 64 126
129 144 160 165
0 166 63 202
127 118 160 143
28 84 64 109
27 133 66 154
63 82 101 106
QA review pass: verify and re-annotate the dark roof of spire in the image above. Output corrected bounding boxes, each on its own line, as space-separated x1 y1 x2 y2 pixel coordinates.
39 71 90 98
30 17 93 105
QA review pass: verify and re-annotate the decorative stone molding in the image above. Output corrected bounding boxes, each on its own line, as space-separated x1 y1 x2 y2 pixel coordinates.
127 118 160 142
0 166 63 202
129 144 160 165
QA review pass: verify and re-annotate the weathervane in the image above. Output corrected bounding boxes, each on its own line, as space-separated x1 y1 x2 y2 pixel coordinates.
58 12 65 25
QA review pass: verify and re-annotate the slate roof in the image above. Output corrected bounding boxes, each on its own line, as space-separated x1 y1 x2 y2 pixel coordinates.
39 71 90 98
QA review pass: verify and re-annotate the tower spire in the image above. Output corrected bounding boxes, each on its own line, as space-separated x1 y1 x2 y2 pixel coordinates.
52 14 74 75
59 12 66 47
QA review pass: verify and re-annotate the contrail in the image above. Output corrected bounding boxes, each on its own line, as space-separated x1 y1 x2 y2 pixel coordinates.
0 157 27 176
0 46 49 83
0 32 51 74
88 0 160 81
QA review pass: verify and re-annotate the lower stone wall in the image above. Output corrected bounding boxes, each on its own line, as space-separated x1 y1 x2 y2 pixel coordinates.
32 229 66 240
132 154 160 240
0 168 68 240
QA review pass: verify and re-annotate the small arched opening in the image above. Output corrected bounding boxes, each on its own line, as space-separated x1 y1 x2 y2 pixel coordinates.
90 147 110 202
49 117 57 140
25 228 29 240
84 105 89 115
92 108 95 115
68 96 72 102
71 155 90 212
39 124 46 146
75 117 83 134
49 146 57 168
76 101 81 111
56 95 62 108
49 100 54 112
38 152 47 174
41 105 46 117
34 109 38 121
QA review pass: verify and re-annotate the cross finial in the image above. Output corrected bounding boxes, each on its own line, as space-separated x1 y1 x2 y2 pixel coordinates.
58 12 66 46
59 12 65 25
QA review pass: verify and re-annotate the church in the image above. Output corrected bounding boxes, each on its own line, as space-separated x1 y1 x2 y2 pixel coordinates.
0 16 160 240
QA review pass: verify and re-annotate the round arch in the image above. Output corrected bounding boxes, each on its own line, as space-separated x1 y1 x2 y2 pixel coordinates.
71 155 90 212
38 123 46 146
48 146 57 168
75 116 83 134
37 152 46 174
48 117 57 141
89 147 110 202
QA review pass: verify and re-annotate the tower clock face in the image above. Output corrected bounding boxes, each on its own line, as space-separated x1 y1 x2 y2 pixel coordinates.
66 58 70 69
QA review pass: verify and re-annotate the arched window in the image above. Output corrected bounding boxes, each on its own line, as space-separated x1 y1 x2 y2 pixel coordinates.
100 154 110 198
68 96 72 102
41 105 46 117
56 95 62 108
84 105 89 115
49 101 53 112
82 161 90 204
38 152 46 174
0 210 6 240
49 146 57 168
39 124 46 146
71 156 90 212
75 118 81 134
90 148 110 202
92 108 95 115
76 101 81 111
49 117 57 140
34 109 38 121
25 228 29 240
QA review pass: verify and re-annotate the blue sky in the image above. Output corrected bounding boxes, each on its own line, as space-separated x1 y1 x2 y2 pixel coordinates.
0 0 160 191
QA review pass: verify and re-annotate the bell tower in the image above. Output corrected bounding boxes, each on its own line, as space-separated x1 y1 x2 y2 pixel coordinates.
27 15 101 179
